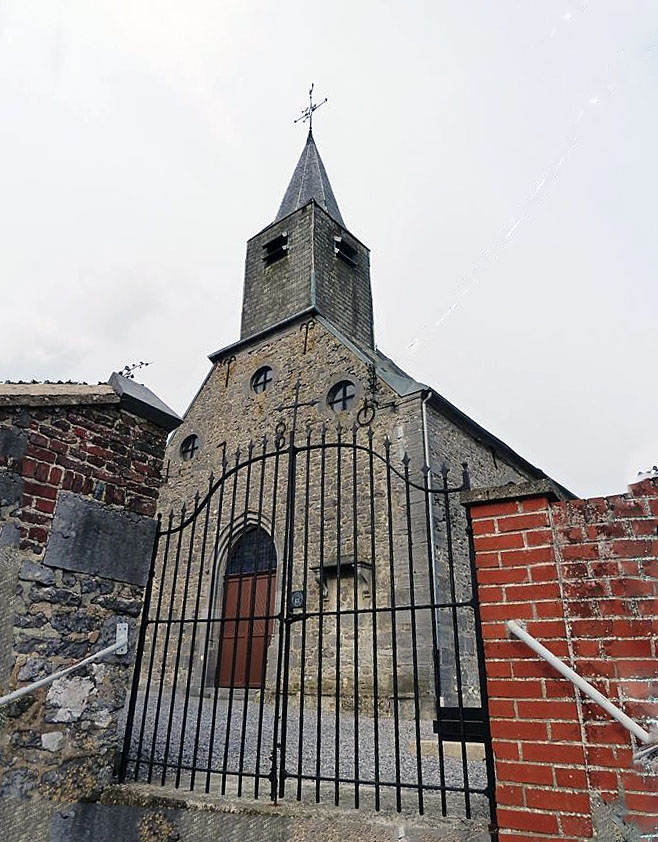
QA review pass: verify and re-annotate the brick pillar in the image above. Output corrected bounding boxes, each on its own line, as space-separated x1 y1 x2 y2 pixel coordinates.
463 478 658 842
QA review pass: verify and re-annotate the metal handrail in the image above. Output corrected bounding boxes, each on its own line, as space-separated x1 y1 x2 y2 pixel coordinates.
507 620 656 759
0 623 129 708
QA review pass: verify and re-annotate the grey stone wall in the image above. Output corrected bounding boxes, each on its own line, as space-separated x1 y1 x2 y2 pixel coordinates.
0 397 171 814
240 202 374 350
312 205 374 350
425 406 531 706
241 206 315 341
158 319 538 720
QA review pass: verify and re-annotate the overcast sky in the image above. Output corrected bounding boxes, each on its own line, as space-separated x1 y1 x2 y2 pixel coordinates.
1 1 656 498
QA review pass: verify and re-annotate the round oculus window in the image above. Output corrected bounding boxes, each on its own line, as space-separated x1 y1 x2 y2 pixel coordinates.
327 380 356 412
251 366 274 394
180 434 200 461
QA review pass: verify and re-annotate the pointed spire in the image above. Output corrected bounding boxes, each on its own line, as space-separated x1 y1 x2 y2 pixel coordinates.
275 130 345 226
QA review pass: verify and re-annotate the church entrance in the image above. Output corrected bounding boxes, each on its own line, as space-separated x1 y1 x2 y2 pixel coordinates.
120 425 496 832
216 527 277 688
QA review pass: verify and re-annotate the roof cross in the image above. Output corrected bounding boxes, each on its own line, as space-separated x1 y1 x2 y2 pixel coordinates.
294 83 327 133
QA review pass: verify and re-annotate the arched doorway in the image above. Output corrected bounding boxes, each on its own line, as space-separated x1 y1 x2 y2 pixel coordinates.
216 526 277 688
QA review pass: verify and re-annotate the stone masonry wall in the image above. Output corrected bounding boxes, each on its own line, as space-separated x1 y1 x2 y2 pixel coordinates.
0 392 172 826
241 204 315 341
156 318 540 718
241 202 374 351
426 407 530 707
465 478 658 842
312 203 374 350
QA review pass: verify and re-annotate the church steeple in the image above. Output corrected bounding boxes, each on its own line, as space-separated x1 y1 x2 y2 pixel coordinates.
239 114 374 350
275 130 344 226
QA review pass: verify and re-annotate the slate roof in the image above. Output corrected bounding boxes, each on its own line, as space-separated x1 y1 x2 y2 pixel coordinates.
275 131 345 226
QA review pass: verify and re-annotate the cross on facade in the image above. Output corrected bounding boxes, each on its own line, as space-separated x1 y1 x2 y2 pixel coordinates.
275 377 318 435
294 83 327 133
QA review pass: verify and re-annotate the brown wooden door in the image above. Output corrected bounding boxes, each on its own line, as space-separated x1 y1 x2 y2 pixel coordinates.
216 570 276 688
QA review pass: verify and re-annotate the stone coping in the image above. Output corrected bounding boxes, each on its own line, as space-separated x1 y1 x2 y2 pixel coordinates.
461 478 575 508
0 382 118 406
0 375 181 433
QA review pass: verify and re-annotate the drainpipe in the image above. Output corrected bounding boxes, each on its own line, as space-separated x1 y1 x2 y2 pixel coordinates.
421 389 436 568
421 389 442 704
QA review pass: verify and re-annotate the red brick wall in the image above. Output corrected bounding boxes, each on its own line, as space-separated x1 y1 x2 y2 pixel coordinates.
0 405 165 555
466 480 658 841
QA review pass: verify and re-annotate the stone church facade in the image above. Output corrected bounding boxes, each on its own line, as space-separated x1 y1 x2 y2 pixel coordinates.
156 128 565 713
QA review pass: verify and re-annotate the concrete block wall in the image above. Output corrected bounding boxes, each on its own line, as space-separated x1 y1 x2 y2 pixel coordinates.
464 478 658 841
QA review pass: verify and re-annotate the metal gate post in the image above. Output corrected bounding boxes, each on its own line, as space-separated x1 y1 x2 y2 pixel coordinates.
269 428 297 802
118 513 162 782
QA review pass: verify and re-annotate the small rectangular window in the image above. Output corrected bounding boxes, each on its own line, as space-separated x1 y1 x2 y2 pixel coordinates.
263 232 288 265
334 235 357 268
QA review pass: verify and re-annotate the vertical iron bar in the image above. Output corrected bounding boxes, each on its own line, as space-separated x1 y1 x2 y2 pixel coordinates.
207 447 241 793
402 454 425 814
270 429 295 803
254 436 281 799
238 439 268 796
333 423 343 806
221 448 250 795
423 467 447 816
235 442 256 797
119 512 162 782
442 467 471 817
295 427 313 800
466 505 499 836
367 428 381 812
175 480 214 788
151 504 186 785
277 428 297 800
384 437 402 812
136 510 174 783
351 424 360 808
191 451 228 790
162 491 200 785
314 423 327 803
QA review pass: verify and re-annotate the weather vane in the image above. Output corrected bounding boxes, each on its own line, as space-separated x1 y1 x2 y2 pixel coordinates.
294 83 327 133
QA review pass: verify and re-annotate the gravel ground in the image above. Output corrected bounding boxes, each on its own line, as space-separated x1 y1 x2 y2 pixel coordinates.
123 689 491 819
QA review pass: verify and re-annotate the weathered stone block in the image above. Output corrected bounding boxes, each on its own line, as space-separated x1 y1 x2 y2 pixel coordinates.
0 427 27 462
0 472 23 507
19 560 55 586
43 491 157 587
0 521 20 547
45 675 94 723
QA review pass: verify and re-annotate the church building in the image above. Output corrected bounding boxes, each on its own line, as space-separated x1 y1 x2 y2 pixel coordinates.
154 119 565 720
121 111 576 810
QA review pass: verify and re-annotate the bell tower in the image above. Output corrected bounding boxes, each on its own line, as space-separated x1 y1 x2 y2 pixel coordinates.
239 118 375 350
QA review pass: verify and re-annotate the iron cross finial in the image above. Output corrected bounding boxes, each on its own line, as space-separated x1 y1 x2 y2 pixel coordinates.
294 83 327 133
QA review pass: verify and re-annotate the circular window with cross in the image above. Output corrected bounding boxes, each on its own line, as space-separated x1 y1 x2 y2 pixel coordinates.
327 380 357 413
180 433 200 461
251 366 274 394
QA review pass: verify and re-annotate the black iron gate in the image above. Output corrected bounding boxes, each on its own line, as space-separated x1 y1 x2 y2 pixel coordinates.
120 424 496 828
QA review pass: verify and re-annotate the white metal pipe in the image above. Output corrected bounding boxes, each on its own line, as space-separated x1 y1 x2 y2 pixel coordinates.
0 625 129 708
507 619 652 745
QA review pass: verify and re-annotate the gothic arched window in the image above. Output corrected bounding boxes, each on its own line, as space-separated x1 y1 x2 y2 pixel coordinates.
226 527 277 575
327 380 356 412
